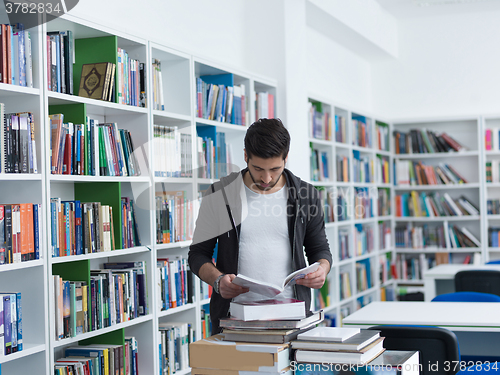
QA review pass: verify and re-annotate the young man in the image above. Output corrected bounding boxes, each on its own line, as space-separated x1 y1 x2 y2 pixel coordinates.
188 118 332 334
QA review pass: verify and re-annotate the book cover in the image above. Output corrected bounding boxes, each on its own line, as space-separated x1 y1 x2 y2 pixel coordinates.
230 298 306 321
78 62 112 100
292 329 381 351
297 327 360 342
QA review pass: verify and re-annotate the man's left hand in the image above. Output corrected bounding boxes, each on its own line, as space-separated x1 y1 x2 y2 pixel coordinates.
296 260 330 289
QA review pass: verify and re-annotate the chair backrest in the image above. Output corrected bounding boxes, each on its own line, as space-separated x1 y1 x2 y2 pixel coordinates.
431 291 500 302
368 325 460 375
455 270 500 296
486 260 500 265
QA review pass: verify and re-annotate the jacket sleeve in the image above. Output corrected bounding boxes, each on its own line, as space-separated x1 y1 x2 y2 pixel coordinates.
188 187 219 277
303 187 333 270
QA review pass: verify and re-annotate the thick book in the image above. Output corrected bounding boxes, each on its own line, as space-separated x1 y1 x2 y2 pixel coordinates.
294 337 385 364
232 262 320 298
292 329 381 351
78 62 113 100
220 310 323 330
230 298 305 321
222 325 315 344
297 327 360 342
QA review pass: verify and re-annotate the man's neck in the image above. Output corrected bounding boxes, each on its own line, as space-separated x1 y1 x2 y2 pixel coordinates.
243 170 286 195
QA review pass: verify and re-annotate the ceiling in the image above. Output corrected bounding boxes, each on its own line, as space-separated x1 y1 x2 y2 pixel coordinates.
375 0 500 19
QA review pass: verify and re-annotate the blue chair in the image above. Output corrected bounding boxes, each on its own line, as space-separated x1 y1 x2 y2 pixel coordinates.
431 291 500 302
368 325 460 375
487 260 500 264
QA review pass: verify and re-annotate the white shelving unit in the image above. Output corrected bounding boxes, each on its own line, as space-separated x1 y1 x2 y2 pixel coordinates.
392 116 484 300
306 94 395 325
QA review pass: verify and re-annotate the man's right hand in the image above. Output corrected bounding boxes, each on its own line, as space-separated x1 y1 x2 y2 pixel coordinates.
220 274 249 299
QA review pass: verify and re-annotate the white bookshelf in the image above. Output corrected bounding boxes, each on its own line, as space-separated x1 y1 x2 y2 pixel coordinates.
306 94 395 325
392 117 484 301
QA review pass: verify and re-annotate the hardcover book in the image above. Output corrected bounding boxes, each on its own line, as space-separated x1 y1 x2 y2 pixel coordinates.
230 298 306 321
220 310 324 330
78 62 112 101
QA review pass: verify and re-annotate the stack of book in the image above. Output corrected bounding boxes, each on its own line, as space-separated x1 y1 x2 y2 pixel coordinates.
190 334 293 375
292 327 385 365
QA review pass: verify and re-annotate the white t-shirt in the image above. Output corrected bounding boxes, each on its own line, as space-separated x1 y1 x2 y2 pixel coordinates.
233 183 294 302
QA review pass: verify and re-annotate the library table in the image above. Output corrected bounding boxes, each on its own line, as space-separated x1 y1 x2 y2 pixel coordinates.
342 301 500 357
423 264 500 301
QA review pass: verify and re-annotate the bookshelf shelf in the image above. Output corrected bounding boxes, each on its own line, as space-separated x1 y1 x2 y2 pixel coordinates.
0 83 40 96
0 259 44 272
353 218 376 224
49 175 151 183
197 178 219 184
486 183 500 188
334 142 350 149
152 110 192 122
309 138 332 146
394 183 480 190
322 305 336 314
485 151 500 156
376 150 391 156
310 181 335 187
338 258 353 267
50 246 151 263
380 279 395 288
195 118 248 132
394 279 425 285
52 314 153 348
47 91 149 116
174 368 192 375
378 215 392 221
0 343 46 364
200 298 211 306
395 216 481 222
351 145 373 153
153 177 194 184
158 303 196 318
393 151 479 159
0 174 42 181
488 215 500 219
355 252 376 261
156 241 192 250
356 286 378 298
396 248 479 254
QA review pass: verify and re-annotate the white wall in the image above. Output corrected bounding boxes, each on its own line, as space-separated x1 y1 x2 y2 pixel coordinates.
307 28 372 113
372 10 500 119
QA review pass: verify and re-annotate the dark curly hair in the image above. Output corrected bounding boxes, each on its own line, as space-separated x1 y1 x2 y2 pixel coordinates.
244 118 290 160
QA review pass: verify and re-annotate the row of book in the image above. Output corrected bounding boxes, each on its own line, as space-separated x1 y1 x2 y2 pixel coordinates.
200 308 211 339
0 292 22 356
1 109 38 174
335 115 348 143
339 228 350 261
53 262 148 340
354 187 375 219
313 282 330 310
0 203 41 265
352 118 372 148
485 127 500 151
195 77 247 125
448 224 481 248
318 188 334 223
1 24 33 87
352 151 374 183
196 133 234 180
488 227 500 247
47 30 73 94
336 194 349 221
153 126 192 178
394 129 466 154
50 198 141 258
354 224 374 256
78 62 117 102
395 253 430 281
155 191 194 244
395 224 446 249
49 114 140 176
485 160 500 183
377 156 390 184
356 259 373 293
117 47 146 107
308 102 332 140
310 146 330 182
395 192 479 217
376 123 390 151
159 322 193 374
55 338 139 375
379 254 393 284
255 91 275 120
395 161 468 186
157 257 194 310
336 155 349 182
378 188 390 216
339 271 352 300
379 221 392 250
487 199 500 214
152 58 164 110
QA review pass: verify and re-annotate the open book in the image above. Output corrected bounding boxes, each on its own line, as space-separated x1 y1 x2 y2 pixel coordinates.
232 262 320 298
